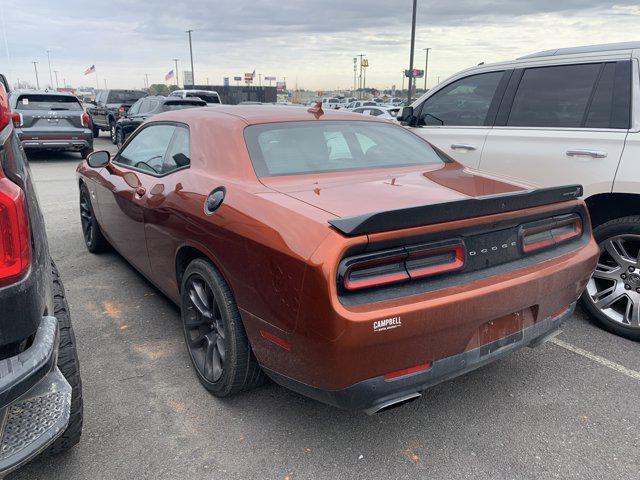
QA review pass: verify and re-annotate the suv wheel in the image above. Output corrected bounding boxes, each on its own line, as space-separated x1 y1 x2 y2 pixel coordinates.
79 183 110 253
109 120 117 144
581 216 640 341
116 129 125 149
91 123 99 138
45 260 83 454
180 258 265 396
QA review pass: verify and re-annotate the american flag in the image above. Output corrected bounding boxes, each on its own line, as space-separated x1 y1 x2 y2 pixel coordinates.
84 65 96 75
165 70 175 81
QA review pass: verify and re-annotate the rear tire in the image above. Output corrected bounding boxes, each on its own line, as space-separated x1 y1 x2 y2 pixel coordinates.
45 260 83 455
80 147 93 159
92 124 99 138
180 258 265 397
116 129 125 149
109 120 117 144
79 183 110 253
580 215 640 341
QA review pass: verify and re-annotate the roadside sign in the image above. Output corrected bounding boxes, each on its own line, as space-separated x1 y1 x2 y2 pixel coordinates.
404 69 424 78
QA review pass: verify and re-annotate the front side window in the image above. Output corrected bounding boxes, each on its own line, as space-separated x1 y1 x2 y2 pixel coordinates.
107 90 147 104
116 124 176 175
128 99 143 115
507 63 601 128
163 126 191 173
419 71 503 126
244 121 445 177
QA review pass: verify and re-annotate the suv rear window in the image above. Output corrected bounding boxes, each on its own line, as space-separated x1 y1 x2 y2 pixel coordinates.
185 92 219 103
244 121 445 177
107 91 147 103
15 95 82 111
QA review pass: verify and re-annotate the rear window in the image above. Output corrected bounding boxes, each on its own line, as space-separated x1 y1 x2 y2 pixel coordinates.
186 92 219 103
107 90 147 103
244 121 445 177
162 101 206 111
15 94 82 111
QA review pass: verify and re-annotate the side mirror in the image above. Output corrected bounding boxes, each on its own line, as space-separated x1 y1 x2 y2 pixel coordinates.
87 150 110 168
398 106 415 125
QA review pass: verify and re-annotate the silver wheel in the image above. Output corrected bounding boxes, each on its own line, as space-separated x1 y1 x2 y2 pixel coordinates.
585 234 640 328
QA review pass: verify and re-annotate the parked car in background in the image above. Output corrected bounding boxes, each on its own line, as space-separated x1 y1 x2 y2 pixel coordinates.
321 97 341 109
86 89 147 143
400 41 640 340
115 96 206 148
9 90 93 158
168 89 221 105
76 105 597 413
344 100 377 110
0 74 83 475
385 98 405 107
352 105 400 120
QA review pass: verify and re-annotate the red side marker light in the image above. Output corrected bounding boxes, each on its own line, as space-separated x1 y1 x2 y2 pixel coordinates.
552 306 570 319
260 330 291 351
383 362 432 381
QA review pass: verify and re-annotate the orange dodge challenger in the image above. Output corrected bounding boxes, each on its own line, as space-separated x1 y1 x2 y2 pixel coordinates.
77 104 598 413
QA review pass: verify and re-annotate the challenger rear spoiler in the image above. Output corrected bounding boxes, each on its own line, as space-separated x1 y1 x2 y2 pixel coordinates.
328 185 584 237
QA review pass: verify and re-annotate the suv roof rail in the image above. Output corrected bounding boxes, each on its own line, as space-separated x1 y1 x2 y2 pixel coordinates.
518 41 640 59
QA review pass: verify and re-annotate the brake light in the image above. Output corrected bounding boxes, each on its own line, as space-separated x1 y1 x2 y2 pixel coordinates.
11 111 22 128
0 168 31 287
0 83 9 131
81 112 90 127
520 214 582 253
340 241 465 292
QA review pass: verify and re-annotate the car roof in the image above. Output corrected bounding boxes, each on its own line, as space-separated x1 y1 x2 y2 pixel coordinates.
11 89 76 97
519 41 640 59
151 104 386 126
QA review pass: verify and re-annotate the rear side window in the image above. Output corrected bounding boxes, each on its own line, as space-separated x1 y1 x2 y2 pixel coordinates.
163 126 190 173
507 64 600 128
186 92 219 103
419 71 503 126
15 95 82 111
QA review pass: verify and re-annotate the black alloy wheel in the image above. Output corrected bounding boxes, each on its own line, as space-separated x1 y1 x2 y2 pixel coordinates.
183 273 227 383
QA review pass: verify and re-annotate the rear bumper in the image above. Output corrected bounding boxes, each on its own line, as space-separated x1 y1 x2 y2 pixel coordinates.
0 317 71 474
264 305 572 414
17 131 92 151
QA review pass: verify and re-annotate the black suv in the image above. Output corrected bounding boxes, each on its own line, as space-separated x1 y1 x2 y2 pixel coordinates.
0 75 82 474
114 96 206 147
86 89 147 143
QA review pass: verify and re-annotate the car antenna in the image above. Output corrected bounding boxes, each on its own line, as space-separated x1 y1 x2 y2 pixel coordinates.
307 101 324 118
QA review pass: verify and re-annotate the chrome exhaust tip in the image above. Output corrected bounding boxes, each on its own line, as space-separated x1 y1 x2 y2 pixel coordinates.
366 392 422 415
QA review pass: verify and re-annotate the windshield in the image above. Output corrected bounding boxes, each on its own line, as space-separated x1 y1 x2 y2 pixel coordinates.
162 102 205 111
107 91 147 103
186 92 220 103
15 94 82 111
244 121 445 177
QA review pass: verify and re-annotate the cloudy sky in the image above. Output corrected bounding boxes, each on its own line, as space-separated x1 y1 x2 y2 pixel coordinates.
1 0 638 91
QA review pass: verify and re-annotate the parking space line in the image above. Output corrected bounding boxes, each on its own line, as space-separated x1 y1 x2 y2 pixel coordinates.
550 337 640 381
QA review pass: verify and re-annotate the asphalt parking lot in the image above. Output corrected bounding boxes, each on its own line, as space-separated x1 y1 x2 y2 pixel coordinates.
9 136 640 480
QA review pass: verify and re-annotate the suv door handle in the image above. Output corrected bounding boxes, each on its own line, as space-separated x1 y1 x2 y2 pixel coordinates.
450 144 477 151
566 149 607 159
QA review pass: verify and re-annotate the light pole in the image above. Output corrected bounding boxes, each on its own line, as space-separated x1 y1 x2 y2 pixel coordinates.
353 57 357 95
401 70 405 95
144 73 150 89
53 70 59 90
423 48 430 91
46 50 53 89
173 58 180 87
186 29 195 86
407 0 417 104
357 53 365 99
32 61 39 89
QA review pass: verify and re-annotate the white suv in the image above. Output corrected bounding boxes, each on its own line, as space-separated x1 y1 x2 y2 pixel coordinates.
168 89 221 105
401 41 640 340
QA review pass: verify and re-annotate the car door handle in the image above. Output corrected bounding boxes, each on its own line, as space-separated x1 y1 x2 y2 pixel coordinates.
450 144 477 151
566 149 607 159
135 186 146 197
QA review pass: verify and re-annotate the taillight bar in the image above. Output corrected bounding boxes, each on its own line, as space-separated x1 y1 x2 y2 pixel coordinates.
0 171 31 288
11 111 22 128
520 214 582 254
340 241 465 292
81 112 90 128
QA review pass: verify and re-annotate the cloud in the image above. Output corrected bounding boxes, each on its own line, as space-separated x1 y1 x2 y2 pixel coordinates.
1 0 638 90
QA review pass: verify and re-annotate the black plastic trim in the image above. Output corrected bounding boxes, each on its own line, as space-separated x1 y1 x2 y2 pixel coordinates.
328 184 583 237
